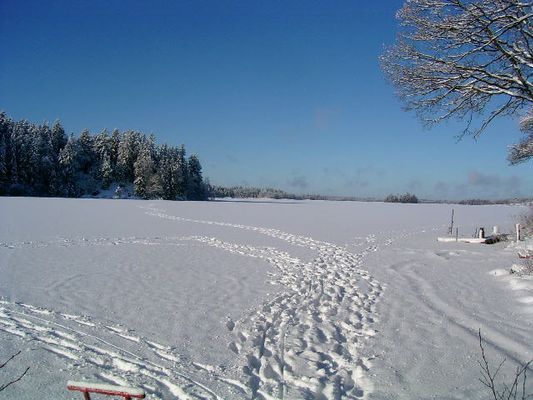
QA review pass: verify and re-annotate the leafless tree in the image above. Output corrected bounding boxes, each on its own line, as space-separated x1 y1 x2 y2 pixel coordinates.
0 351 30 393
478 330 532 399
381 0 533 159
508 111 533 163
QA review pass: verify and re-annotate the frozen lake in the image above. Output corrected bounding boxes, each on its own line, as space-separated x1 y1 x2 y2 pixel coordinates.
0 197 531 399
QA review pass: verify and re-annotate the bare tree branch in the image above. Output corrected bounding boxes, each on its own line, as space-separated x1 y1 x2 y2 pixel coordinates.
0 350 21 369
508 108 533 163
0 350 30 393
381 0 533 144
477 329 533 400
0 367 30 393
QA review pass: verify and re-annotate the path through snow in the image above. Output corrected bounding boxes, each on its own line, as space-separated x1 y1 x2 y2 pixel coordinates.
138 204 429 399
1 198 528 399
0 202 404 399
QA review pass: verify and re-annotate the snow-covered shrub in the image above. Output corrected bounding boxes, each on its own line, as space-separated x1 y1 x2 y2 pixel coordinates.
519 206 533 238
510 261 533 276
114 185 124 199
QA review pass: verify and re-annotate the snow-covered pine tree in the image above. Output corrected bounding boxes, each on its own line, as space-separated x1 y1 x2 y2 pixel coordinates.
0 112 11 194
509 112 533 165
93 130 110 161
101 153 113 190
0 112 209 200
133 140 156 199
0 113 12 192
50 121 67 158
0 136 6 193
175 144 187 199
77 130 95 175
156 144 176 200
11 120 30 187
117 130 141 183
186 154 205 200
147 172 162 198
93 129 114 187
110 129 120 169
58 135 79 196
49 121 68 195
144 135 162 198
32 124 54 194
7 122 18 186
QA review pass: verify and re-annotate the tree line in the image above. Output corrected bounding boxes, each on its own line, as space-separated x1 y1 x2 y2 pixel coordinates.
208 185 294 199
207 185 361 201
384 193 419 203
0 112 207 200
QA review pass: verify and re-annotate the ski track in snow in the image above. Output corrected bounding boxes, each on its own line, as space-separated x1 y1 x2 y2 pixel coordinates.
0 299 227 399
0 204 430 399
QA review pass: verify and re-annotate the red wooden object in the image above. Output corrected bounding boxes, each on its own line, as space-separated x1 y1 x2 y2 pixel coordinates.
67 381 145 400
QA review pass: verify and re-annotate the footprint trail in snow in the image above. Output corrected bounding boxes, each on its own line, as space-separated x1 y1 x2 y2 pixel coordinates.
141 205 394 399
0 204 402 399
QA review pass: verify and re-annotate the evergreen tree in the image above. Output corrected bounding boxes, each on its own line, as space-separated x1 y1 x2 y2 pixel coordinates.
94 130 111 161
58 135 79 196
77 129 95 175
50 121 67 195
7 122 19 186
41 125 55 193
176 144 187 198
158 144 178 200
50 121 67 157
186 154 205 200
0 136 7 193
101 153 113 189
133 144 153 199
147 172 163 198
117 131 141 182
12 120 30 186
9 148 18 185
110 129 120 173
0 113 12 191
145 135 162 197
93 129 113 185
0 112 208 200
48 167 61 196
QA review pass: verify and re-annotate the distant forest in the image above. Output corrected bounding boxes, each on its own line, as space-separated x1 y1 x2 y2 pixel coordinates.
0 112 207 200
384 193 418 203
209 185 530 205
210 186 420 202
208 185 333 200
0 112 530 205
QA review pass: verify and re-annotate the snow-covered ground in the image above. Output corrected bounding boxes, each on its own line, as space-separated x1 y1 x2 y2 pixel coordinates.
0 197 531 399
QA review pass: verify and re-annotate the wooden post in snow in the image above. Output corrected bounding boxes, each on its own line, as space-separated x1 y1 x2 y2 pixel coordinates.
455 227 459 242
448 209 455 235
516 223 521 241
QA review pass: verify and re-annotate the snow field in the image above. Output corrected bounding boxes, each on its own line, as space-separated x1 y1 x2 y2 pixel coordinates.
136 205 399 398
0 197 530 399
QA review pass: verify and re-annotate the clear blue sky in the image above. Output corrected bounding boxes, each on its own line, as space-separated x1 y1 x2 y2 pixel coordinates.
1 0 531 200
